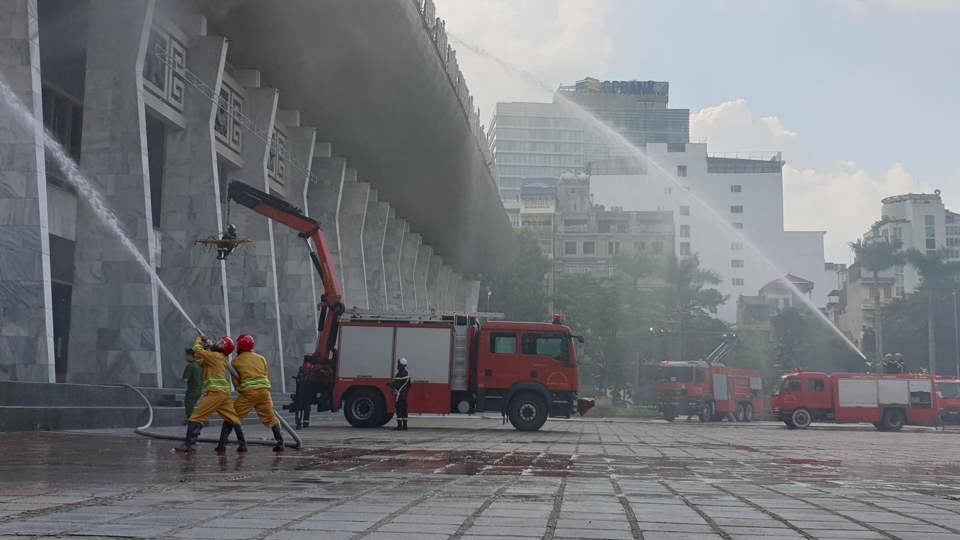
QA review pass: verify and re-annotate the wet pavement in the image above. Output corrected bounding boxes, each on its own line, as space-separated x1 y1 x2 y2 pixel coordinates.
3 416 960 539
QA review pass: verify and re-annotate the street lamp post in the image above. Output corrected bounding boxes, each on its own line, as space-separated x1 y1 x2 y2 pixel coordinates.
486 288 492 313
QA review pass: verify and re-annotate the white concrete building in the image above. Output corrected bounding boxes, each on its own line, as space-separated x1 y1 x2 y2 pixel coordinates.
589 143 829 322
869 192 960 297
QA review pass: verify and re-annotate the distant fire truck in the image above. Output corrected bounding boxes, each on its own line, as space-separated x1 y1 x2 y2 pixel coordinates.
227 182 593 432
656 335 764 422
935 377 960 425
771 370 941 431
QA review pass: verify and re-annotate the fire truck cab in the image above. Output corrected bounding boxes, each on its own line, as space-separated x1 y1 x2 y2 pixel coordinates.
772 370 940 431
935 378 960 424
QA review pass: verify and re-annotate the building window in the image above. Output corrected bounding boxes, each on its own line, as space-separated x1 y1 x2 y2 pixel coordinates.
731 242 743 250
925 215 936 254
730 205 743 214
677 165 687 177
652 241 663 253
145 114 166 229
730 184 742 193
582 241 595 255
564 241 577 255
733 222 744 229
679 225 690 238
731 259 744 268
732 278 744 286
679 205 690 216
634 241 645 252
607 241 620 255
664 187 672 195
679 242 690 256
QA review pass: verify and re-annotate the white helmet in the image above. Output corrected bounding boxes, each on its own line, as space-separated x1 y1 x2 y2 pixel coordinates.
398 357 408 366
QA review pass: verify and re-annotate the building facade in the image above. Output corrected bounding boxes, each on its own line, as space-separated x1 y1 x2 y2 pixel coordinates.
489 78 689 224
588 143 829 322
0 0 498 388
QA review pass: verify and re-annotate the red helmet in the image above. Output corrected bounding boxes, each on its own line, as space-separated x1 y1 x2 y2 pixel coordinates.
217 336 235 356
236 334 255 353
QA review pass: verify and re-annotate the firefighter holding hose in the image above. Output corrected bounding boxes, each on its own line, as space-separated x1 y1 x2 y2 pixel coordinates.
231 334 285 452
180 335 244 454
392 357 412 431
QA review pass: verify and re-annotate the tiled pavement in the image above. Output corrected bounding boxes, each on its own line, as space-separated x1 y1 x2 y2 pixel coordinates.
3 416 960 539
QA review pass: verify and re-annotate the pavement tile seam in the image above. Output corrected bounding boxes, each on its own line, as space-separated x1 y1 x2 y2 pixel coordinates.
450 476 520 539
759 484 901 540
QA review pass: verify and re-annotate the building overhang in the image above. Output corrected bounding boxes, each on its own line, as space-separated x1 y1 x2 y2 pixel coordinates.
183 0 513 274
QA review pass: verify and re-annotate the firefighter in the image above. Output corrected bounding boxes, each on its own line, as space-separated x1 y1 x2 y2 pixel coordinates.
392 357 412 431
181 348 203 424
231 334 284 452
180 335 244 454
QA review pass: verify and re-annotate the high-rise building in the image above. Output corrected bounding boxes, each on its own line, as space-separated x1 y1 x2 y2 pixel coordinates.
489 78 689 224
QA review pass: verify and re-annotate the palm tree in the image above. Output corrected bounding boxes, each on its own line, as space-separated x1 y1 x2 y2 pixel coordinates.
657 255 726 361
904 248 960 375
849 238 904 367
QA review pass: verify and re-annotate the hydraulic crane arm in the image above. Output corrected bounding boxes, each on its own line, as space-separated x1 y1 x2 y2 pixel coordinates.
227 181 344 361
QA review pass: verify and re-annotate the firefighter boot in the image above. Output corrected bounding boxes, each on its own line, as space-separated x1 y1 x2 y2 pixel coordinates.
393 420 402 431
178 422 203 453
401 419 408 431
235 424 248 453
214 422 232 454
271 425 285 453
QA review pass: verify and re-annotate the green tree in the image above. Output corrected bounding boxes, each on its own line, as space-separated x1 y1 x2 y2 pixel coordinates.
904 248 960 374
655 255 727 361
478 228 550 321
849 237 904 362
882 291 960 375
767 307 864 374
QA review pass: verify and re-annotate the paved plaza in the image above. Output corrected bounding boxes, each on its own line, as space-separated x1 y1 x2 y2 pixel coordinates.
3 416 960 539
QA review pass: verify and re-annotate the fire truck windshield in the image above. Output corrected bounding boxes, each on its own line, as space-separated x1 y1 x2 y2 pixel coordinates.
659 366 693 383
937 382 960 399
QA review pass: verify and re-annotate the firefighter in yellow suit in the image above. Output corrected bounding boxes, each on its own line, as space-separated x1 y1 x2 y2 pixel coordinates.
231 334 285 452
179 335 244 454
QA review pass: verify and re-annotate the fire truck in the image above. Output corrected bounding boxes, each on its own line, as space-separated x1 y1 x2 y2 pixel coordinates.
935 377 960 424
771 370 941 431
656 335 765 422
227 182 593 431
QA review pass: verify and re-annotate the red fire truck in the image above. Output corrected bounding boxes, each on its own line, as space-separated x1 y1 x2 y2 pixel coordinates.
227 182 593 431
935 377 960 424
771 370 940 431
656 335 765 422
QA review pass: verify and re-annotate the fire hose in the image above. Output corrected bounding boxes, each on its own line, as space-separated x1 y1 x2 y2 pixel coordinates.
122 384 303 450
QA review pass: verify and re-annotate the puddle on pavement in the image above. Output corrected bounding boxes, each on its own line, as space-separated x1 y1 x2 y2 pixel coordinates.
4 432 960 497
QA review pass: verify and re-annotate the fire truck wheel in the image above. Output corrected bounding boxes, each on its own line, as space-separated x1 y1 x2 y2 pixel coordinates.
508 392 548 432
784 419 796 429
880 409 906 432
698 401 715 423
790 408 812 429
344 388 386 428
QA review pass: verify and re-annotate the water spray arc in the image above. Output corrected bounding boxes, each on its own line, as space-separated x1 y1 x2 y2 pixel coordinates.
0 77 200 334
450 35 865 361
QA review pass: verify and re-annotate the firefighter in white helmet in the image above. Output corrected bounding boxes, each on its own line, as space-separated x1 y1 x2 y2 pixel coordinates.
392 357 411 431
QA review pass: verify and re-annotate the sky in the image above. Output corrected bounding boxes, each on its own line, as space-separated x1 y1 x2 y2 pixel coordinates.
434 0 960 263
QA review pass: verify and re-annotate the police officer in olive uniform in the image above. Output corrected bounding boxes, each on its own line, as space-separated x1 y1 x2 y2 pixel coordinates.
392 357 412 431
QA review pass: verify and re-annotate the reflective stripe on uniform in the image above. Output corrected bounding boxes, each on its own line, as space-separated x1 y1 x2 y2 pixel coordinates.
204 377 231 391
239 377 271 390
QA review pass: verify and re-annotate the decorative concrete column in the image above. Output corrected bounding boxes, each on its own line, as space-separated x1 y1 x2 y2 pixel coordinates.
383 211 406 312
0 0 54 382
362 191 389 311
414 244 433 313
156 33 228 386
427 254 443 313
69 0 160 386
306 150 345 301
399 231 420 312
273 111 316 392
436 266 451 312
225 74 283 371
337 171 369 309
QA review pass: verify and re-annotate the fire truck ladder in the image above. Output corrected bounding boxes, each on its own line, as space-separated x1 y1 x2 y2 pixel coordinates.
704 333 739 365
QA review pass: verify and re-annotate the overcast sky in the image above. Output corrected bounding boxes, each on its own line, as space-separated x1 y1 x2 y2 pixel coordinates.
435 0 960 263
